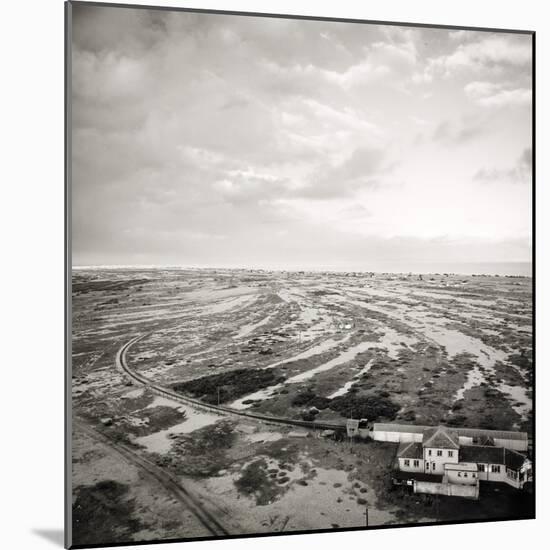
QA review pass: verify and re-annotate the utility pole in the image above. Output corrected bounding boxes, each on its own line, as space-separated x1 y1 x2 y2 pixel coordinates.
365 507 369 527
349 407 354 449
217 387 221 407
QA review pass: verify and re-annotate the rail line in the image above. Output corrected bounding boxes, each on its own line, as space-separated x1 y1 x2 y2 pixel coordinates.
74 418 231 537
115 334 348 432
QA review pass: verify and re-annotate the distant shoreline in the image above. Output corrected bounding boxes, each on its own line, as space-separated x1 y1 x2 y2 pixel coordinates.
72 262 532 278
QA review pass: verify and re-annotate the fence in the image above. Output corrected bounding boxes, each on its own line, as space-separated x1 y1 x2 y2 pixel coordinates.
414 479 479 499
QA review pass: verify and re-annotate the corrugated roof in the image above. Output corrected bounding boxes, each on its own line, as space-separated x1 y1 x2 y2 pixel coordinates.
374 423 429 433
456 428 527 441
373 423 527 441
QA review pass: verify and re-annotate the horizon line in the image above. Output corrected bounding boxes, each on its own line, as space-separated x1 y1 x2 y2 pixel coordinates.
71 261 532 277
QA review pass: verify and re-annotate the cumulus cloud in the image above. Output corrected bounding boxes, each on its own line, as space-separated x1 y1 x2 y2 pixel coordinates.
70 4 533 268
474 147 532 184
464 81 531 107
297 147 387 199
417 34 532 82
432 116 487 145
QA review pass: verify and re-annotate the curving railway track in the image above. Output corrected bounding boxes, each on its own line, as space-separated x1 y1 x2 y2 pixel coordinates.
115 334 348 432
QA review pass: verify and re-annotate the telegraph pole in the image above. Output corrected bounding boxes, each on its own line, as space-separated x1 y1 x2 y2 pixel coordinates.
349 407 353 449
365 507 369 527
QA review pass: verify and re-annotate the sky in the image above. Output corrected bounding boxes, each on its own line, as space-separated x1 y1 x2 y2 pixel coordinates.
71 4 533 272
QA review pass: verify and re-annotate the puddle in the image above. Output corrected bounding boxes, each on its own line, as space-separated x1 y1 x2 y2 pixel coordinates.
133 406 221 453
230 338 377 410
328 359 374 398
266 334 352 370
121 388 145 399
235 314 275 339
201 294 258 315
287 340 375 383
244 431 284 443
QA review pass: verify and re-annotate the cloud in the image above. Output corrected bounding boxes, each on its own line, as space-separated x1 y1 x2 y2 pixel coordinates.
432 116 486 145
212 169 290 205
449 30 469 41
297 147 387 199
70 4 532 268
322 35 418 89
520 147 532 169
464 81 531 107
419 34 532 81
474 147 532 184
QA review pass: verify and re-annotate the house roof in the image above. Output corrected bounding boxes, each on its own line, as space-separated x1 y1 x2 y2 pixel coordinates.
372 423 527 441
397 442 424 459
423 426 460 449
374 423 428 433
459 445 504 465
504 449 528 471
456 428 528 441
469 434 495 446
458 446 528 471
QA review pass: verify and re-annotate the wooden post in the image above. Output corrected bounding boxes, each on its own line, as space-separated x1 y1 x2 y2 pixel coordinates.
365 507 369 527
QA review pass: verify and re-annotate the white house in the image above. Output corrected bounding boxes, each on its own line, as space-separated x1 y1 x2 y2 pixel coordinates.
393 425 531 497
459 445 532 489
422 426 460 475
444 462 478 486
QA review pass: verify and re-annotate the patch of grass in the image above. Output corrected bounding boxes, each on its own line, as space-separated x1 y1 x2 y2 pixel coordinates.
173 368 285 404
73 481 144 546
154 420 237 477
329 394 400 421
291 388 316 406
234 459 283 505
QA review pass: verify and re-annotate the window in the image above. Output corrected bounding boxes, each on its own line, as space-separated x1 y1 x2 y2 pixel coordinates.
507 469 518 480
413 460 420 468
448 451 453 457
458 472 462 477
404 459 410 466
436 450 443 457
478 464 485 472
432 463 436 470
428 450 432 456
472 473 476 478
491 465 501 473
464 472 468 478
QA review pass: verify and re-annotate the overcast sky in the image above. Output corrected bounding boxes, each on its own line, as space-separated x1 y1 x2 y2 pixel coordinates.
71 4 532 271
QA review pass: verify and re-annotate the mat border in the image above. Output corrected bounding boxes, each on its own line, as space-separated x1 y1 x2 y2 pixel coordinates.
64 2 536 548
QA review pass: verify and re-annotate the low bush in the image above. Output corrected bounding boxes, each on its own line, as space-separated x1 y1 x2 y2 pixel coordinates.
291 388 316 407
173 368 285 404
329 394 400 421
